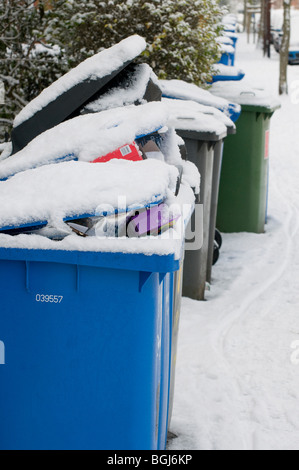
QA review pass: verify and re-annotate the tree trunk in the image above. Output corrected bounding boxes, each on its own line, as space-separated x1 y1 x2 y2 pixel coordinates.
279 0 291 95
258 0 265 47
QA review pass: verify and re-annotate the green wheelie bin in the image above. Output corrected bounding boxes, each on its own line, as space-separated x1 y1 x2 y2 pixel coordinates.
210 82 281 233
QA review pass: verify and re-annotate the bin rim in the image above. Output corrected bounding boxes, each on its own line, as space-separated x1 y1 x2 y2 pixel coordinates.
175 127 227 143
239 102 281 114
0 246 182 274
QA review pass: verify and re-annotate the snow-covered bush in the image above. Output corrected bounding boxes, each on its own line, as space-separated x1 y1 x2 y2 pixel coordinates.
0 0 223 143
45 0 223 84
0 0 67 141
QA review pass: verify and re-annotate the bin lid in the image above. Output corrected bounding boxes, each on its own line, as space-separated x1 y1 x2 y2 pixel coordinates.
0 157 177 233
163 98 227 142
220 44 235 54
159 79 239 120
0 101 169 181
211 63 245 83
223 31 238 40
10 35 147 155
217 36 234 46
210 82 281 113
163 97 235 135
80 63 162 114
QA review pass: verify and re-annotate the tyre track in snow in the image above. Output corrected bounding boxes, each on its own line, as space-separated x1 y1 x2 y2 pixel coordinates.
208 105 299 449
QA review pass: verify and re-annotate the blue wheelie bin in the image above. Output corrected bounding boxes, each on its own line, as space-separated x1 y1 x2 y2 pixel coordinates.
0 239 188 450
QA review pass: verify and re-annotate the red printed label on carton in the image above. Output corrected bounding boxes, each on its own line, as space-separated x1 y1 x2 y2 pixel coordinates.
265 130 270 159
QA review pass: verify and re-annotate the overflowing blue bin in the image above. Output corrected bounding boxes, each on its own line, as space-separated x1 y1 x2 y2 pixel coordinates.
211 64 245 83
218 45 235 67
0 245 186 450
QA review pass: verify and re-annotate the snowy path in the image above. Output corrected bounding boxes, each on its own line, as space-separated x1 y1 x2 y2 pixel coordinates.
168 34 299 450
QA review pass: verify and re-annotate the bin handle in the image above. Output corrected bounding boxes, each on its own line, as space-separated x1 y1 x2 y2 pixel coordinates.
176 116 196 120
240 91 256 97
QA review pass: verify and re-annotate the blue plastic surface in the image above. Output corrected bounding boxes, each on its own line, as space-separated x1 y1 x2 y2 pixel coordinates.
288 50 299 65
161 92 241 124
211 70 245 83
218 52 235 67
0 197 164 233
227 102 242 123
0 246 182 450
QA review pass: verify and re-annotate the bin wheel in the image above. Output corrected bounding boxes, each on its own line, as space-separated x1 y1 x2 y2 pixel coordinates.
213 241 220 266
215 228 222 249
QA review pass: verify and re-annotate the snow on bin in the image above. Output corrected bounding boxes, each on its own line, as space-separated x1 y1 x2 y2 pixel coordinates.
0 97 200 450
81 63 162 114
164 98 227 301
10 35 150 155
218 43 235 67
223 31 238 49
211 63 245 83
159 78 241 123
160 81 241 286
210 81 281 234
0 102 169 181
163 98 236 283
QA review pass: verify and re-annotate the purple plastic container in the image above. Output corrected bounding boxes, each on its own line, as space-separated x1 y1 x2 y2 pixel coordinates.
127 203 180 237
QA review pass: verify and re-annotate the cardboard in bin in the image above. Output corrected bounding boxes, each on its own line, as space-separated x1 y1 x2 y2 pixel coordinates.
91 142 144 163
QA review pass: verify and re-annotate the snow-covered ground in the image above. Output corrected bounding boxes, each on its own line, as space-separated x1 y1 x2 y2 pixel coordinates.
168 33 299 451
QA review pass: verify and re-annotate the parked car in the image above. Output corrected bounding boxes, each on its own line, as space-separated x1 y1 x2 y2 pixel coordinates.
271 11 299 65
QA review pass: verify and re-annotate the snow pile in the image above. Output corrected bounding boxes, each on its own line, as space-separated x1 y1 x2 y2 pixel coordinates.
82 64 160 113
13 35 147 128
210 81 281 110
0 102 169 180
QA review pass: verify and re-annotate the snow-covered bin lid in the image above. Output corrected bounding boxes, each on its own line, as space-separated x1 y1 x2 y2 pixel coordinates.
163 98 227 142
0 176 195 262
81 64 161 114
0 155 198 259
223 31 238 40
222 14 237 26
211 63 245 81
159 79 241 123
219 43 235 54
217 36 234 46
160 79 230 114
0 159 178 232
0 102 169 181
11 35 147 154
223 23 236 33
163 97 235 135
210 82 281 112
